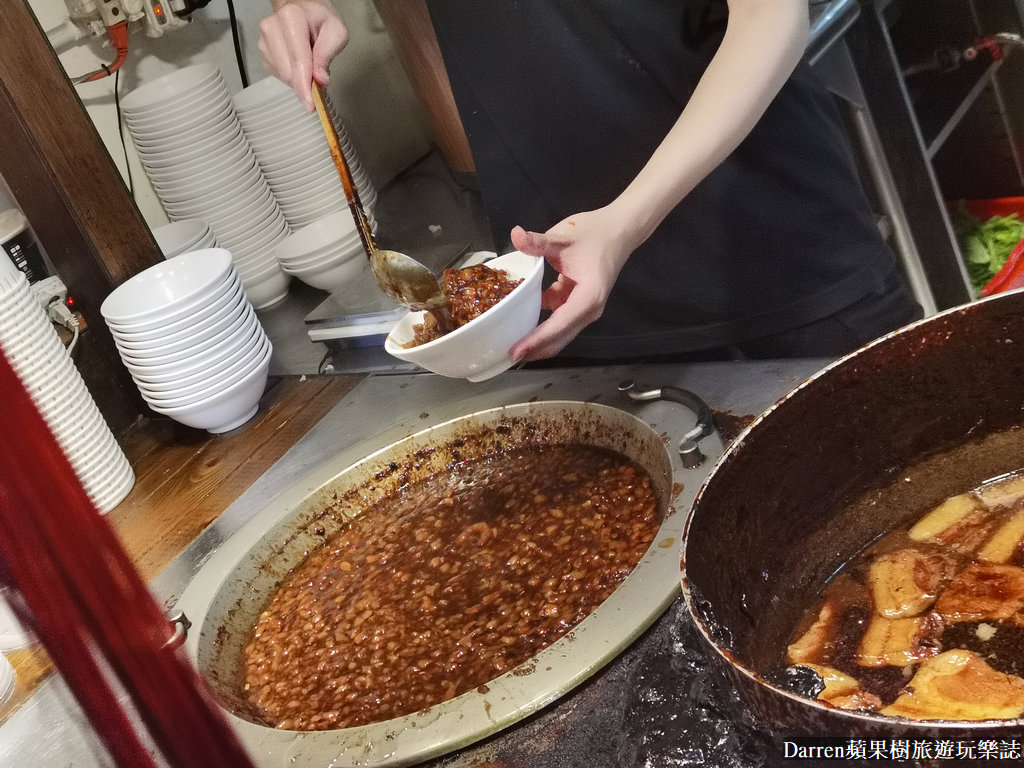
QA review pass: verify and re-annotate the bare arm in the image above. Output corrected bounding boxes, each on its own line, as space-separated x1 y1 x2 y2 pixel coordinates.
509 0 810 361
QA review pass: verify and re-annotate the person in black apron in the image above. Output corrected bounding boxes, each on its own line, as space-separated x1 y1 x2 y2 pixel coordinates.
260 0 920 364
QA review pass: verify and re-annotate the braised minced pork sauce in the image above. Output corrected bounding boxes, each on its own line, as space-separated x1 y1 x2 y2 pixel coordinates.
242 443 660 730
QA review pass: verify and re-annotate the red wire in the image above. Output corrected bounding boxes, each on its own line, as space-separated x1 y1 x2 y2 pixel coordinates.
0 348 256 767
77 21 129 83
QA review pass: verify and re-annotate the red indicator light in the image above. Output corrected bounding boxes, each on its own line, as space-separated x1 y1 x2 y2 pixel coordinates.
154 3 163 16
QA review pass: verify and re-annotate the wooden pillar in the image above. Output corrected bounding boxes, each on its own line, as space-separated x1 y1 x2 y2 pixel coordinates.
0 2 164 434
373 0 476 175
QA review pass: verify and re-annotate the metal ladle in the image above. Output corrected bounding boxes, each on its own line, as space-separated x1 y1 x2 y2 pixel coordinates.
311 83 454 333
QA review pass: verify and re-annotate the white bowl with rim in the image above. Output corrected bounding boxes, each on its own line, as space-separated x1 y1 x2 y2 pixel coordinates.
146 342 273 434
121 64 222 112
101 249 236 327
384 251 544 382
117 305 255 365
138 335 270 404
135 334 269 397
108 279 246 342
130 325 264 386
119 316 262 378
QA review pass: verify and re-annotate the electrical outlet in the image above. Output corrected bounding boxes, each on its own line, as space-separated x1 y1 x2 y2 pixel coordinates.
31 276 69 309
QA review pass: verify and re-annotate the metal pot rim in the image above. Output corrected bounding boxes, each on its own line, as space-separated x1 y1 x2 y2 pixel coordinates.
680 289 1024 729
176 398 718 765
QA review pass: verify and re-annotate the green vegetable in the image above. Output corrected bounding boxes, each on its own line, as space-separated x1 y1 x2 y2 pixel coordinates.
953 208 1024 294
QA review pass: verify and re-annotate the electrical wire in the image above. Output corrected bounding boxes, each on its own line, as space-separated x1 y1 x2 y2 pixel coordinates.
225 0 249 88
114 69 134 197
71 21 129 85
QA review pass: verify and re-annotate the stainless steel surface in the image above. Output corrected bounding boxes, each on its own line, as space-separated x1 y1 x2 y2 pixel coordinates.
0 359 828 766
617 379 716 469
846 69 940 316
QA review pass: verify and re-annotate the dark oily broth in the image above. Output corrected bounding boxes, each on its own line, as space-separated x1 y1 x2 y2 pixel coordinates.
785 469 1024 720
242 443 660 730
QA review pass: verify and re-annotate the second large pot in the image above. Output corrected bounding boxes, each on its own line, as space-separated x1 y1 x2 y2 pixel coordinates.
683 289 1024 738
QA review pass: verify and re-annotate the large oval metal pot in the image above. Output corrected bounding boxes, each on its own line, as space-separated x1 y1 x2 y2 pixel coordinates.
682 289 1024 737
175 399 702 767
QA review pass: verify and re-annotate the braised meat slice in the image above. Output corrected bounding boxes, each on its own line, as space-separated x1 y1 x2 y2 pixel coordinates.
934 562 1024 626
882 649 1024 720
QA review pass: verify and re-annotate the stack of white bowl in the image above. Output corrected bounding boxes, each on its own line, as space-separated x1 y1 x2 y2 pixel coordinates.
0 254 134 513
100 249 273 435
121 64 291 309
152 219 219 258
234 76 377 230
274 209 371 292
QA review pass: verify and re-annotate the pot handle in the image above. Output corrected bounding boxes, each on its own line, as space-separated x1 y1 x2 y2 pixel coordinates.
618 380 717 469
164 609 191 650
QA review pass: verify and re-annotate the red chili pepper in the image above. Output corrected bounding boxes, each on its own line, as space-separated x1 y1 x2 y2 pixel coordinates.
981 237 1024 296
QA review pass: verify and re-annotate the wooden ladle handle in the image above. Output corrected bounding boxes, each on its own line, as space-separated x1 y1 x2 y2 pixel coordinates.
311 82 376 258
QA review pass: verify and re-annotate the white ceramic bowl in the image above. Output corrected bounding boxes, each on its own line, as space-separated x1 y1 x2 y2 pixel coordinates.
117 305 255 365
128 104 235 146
119 316 261 378
139 335 270 404
275 210 357 262
232 75 294 113
121 64 222 112
124 88 230 130
113 289 246 352
146 343 273 434
152 219 212 257
283 255 368 293
276 234 361 268
384 251 544 382
241 267 291 309
137 124 246 168
132 330 265 390
101 249 235 325
108 280 246 342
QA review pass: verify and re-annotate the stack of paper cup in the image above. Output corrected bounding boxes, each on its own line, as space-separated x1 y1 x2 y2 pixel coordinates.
0 252 134 513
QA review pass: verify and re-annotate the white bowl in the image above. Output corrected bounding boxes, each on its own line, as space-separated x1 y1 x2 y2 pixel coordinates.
114 289 246 353
276 233 361 267
101 249 235 325
108 279 245 342
150 156 261 201
232 75 295 113
136 333 268 397
142 138 251 178
284 255 368 293
384 251 544 382
241 267 291 309
128 103 235 146
146 343 273 434
121 64 222 112
119 316 261 378
152 219 212 257
139 335 270 404
162 174 271 218
117 305 255 365
130 325 264 386
137 124 246 168
274 210 357 262
124 88 231 130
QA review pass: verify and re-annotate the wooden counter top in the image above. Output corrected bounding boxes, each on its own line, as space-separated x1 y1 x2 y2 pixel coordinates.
0 374 362 725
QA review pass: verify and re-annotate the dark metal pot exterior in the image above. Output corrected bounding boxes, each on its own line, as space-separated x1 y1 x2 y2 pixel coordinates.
682 289 1024 736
